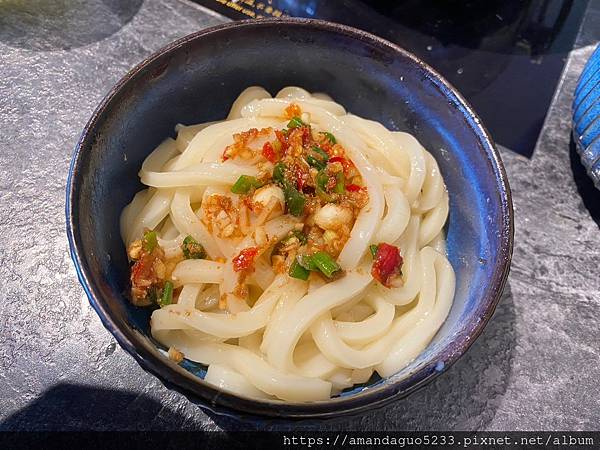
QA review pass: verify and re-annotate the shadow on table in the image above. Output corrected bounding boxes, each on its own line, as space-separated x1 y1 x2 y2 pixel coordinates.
210 282 517 431
0 0 143 51
0 383 185 431
569 135 600 229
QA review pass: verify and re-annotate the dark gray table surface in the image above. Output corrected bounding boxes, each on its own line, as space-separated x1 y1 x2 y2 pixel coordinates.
0 0 598 431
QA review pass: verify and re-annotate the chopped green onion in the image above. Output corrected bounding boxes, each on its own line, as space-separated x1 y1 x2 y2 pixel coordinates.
287 117 305 129
306 155 326 170
231 175 261 194
322 131 337 144
370 244 379 258
297 254 318 271
273 162 286 184
316 170 334 202
277 230 307 252
143 230 158 252
312 251 341 278
291 230 307 245
316 170 332 194
271 231 306 263
147 286 159 305
159 281 173 307
316 170 329 191
272 162 306 216
289 259 310 280
311 145 329 161
182 235 206 259
283 183 306 217
334 171 345 194
295 252 341 278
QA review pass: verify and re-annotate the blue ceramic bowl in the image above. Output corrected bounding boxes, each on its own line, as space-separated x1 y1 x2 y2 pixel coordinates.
66 19 513 419
573 43 600 189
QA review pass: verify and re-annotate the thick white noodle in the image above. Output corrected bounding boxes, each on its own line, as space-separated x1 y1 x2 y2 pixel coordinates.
375 184 410 244
205 363 272 399
344 115 409 179
393 131 427 206
170 259 225 286
141 162 259 188
332 295 395 346
127 189 174 245
120 189 149 243
121 87 455 402
227 86 272 119
178 284 202 308
265 269 373 371
175 122 218 152
170 189 221 259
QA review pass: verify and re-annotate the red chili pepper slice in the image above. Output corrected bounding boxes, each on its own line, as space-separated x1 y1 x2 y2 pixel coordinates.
262 142 277 163
296 167 306 191
130 254 157 294
328 155 354 174
371 243 403 288
131 258 147 283
319 140 333 155
232 247 259 272
275 130 289 154
300 126 311 146
346 183 362 192
328 156 345 164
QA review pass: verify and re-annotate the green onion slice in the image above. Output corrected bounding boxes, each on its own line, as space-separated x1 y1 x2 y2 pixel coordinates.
287 117 305 129
334 172 345 194
311 251 341 278
289 259 310 280
370 244 379 258
143 230 158 252
283 183 306 217
315 170 334 202
273 162 286 184
306 155 326 170
297 254 318 271
291 230 307 245
322 131 337 144
182 235 206 259
311 145 329 161
159 281 173 307
231 175 261 194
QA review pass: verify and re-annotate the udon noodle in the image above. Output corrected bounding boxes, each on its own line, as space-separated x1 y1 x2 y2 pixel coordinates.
120 86 455 402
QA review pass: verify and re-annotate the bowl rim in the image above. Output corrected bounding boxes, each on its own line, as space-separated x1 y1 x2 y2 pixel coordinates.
66 17 514 420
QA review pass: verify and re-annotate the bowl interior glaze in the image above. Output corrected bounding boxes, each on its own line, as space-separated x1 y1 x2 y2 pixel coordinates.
67 19 513 419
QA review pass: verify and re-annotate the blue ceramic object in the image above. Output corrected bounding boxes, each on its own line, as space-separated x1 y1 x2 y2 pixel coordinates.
66 19 513 420
573 44 600 189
